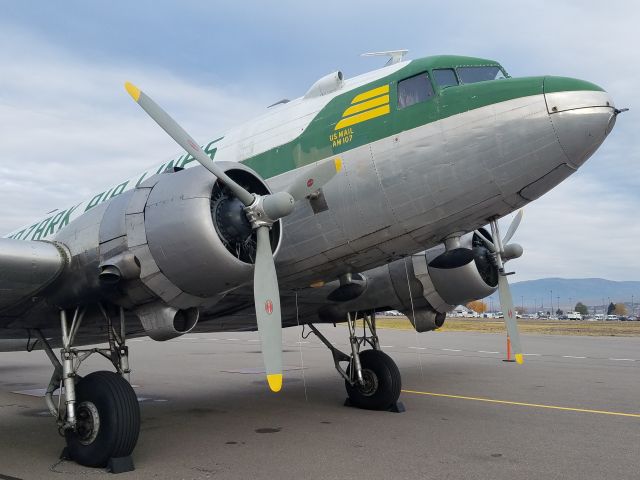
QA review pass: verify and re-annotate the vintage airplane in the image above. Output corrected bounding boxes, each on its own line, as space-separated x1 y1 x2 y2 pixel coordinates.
0 51 620 470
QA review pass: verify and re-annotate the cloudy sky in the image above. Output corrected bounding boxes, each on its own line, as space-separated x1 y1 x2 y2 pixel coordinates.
0 1 637 282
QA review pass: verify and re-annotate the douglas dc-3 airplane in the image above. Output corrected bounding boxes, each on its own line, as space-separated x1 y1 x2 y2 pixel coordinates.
0 51 621 470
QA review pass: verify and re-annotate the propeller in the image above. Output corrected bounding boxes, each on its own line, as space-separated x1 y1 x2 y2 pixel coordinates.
501 209 523 245
475 211 524 364
125 82 341 391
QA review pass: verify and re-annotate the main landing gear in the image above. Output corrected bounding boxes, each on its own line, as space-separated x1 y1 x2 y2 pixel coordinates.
34 304 140 473
308 311 403 412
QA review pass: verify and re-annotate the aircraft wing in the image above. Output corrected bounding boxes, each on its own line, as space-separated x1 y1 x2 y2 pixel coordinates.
0 238 68 313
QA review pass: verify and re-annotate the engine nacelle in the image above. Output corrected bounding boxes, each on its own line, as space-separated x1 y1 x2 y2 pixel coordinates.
142 165 281 298
317 230 499 333
387 232 497 331
97 163 281 339
422 230 498 309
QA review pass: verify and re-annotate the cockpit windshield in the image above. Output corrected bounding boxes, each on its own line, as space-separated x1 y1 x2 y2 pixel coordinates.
456 66 506 84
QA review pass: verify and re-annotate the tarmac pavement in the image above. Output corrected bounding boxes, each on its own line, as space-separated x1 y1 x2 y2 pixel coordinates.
0 326 638 479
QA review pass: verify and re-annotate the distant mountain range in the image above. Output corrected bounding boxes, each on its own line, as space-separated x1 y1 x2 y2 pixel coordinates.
506 278 640 309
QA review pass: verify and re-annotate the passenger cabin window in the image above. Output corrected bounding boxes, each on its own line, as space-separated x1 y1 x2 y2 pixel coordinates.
397 73 434 109
456 66 506 84
433 69 458 88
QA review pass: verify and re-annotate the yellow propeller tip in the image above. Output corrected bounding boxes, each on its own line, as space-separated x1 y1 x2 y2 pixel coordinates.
515 354 524 364
267 374 283 392
124 81 141 102
334 157 343 172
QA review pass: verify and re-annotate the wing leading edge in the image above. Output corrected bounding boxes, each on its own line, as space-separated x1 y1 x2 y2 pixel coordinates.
0 238 68 313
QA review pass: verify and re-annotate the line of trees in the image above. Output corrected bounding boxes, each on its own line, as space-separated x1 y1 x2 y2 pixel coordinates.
464 300 629 317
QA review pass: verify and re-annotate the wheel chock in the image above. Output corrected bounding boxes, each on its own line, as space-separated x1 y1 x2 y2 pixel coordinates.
108 456 135 474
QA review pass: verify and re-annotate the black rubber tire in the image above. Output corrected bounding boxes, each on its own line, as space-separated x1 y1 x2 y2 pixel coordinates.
345 349 401 410
65 371 140 468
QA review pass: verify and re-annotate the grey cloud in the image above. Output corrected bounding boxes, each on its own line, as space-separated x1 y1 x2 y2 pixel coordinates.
0 28 277 232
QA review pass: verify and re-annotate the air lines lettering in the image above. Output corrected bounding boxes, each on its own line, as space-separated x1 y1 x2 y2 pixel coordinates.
8 136 226 241
329 127 353 148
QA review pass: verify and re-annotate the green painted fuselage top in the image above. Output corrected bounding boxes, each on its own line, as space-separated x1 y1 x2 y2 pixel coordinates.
243 55 602 178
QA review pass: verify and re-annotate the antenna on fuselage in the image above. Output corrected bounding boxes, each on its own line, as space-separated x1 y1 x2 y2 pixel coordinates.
361 49 409 66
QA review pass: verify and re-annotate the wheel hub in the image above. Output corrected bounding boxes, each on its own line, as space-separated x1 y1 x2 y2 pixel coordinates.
358 369 379 396
75 401 100 445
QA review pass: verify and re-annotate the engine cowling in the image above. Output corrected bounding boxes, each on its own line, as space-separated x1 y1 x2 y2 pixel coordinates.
423 230 498 308
98 163 281 339
388 230 498 330
314 230 499 333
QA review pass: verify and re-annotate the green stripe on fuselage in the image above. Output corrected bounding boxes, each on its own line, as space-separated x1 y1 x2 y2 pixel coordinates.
242 55 603 179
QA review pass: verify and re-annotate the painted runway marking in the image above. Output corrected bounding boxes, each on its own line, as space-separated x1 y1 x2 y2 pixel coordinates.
478 350 499 354
609 358 635 362
248 339 261 342
442 348 461 352
409 347 426 350
381 345 394 348
562 355 586 359
523 353 540 356
402 390 640 418
226 338 240 341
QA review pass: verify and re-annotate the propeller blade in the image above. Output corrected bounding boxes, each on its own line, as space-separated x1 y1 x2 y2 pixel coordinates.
474 229 496 253
497 274 523 364
253 226 283 392
287 157 343 201
502 210 523 245
124 82 254 206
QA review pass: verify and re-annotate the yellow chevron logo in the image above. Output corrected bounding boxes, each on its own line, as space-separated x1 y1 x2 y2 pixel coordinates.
335 84 390 131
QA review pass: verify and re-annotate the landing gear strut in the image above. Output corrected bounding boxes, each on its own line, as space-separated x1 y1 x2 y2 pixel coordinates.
34 304 140 472
308 311 403 411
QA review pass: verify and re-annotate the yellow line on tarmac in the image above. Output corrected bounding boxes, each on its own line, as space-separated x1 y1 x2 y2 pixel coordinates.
401 390 640 418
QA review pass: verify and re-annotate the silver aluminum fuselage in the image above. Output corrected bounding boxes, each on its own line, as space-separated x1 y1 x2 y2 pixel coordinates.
272 90 615 288
0 86 616 339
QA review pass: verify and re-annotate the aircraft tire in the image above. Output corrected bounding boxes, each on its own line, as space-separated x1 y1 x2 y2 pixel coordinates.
345 349 401 410
65 370 140 468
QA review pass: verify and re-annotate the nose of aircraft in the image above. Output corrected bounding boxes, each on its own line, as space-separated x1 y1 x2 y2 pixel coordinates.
544 77 617 168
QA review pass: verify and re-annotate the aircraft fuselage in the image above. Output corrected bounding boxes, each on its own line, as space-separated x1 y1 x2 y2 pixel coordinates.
2 55 616 329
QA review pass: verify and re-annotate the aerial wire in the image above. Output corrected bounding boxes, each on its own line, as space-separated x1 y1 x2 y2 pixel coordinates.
404 257 425 383
294 290 308 402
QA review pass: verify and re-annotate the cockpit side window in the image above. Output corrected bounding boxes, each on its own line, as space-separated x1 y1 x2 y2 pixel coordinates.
433 69 459 88
397 73 434 109
456 66 506 84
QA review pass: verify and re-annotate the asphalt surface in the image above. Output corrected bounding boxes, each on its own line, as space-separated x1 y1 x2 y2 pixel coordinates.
1 327 638 480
